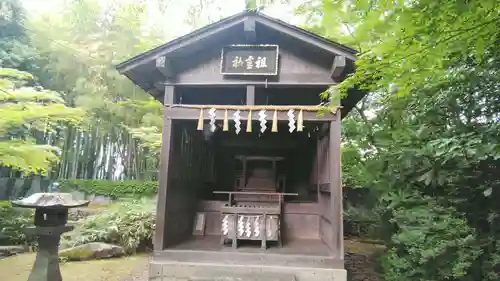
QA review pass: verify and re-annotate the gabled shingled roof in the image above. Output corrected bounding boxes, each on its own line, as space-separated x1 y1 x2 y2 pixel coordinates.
115 10 364 118
115 10 357 74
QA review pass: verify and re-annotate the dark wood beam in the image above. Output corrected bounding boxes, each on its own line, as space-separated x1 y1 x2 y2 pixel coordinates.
244 17 256 42
162 81 336 87
246 85 255 105
155 56 175 79
154 86 175 251
168 72 338 86
221 139 299 149
330 55 346 79
164 107 337 121
329 108 343 260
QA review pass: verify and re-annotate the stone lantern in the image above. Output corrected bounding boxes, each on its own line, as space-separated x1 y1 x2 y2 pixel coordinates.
12 193 89 281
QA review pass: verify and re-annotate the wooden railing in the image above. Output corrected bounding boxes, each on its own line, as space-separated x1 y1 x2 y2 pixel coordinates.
212 191 298 205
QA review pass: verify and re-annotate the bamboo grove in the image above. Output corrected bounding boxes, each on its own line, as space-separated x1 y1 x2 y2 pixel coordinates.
0 0 220 180
0 0 289 180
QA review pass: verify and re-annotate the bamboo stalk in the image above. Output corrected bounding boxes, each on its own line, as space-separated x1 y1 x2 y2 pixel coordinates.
71 129 80 179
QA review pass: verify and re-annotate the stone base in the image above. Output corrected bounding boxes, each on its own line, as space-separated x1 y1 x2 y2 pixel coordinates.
149 260 347 281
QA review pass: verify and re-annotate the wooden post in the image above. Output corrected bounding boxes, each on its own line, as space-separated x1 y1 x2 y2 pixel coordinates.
329 109 343 260
246 85 255 105
154 85 175 251
261 214 267 249
242 157 247 189
272 159 276 189
232 215 238 249
316 135 320 203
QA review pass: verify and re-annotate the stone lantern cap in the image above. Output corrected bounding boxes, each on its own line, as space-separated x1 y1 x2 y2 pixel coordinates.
11 193 89 209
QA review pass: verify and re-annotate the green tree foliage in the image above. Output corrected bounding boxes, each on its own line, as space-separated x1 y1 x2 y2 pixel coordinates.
298 0 500 280
23 0 298 178
0 0 37 70
27 0 167 180
245 0 289 10
300 0 500 96
0 68 84 174
374 57 500 281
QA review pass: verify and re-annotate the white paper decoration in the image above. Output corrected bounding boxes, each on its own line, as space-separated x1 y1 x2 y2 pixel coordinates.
254 216 260 237
208 108 217 132
233 110 241 134
222 215 229 235
287 109 296 133
237 216 245 237
245 217 252 237
258 110 267 133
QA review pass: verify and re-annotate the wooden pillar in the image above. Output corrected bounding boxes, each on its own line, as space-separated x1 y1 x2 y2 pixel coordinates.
154 85 175 251
242 157 247 189
316 135 321 203
329 109 343 259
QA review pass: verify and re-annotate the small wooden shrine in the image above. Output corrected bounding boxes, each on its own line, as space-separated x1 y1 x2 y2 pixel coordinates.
116 10 363 281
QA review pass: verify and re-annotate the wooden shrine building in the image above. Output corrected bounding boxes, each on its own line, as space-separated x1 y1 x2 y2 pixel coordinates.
116 10 363 281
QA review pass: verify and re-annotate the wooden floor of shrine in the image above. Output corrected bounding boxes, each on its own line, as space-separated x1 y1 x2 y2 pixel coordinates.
153 235 344 269
170 235 330 255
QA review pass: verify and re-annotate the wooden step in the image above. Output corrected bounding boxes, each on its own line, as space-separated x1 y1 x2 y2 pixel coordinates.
149 259 346 281
153 249 342 269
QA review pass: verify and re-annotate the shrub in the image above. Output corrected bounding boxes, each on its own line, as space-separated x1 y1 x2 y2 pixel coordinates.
379 192 481 281
0 201 35 247
344 203 381 238
63 198 156 253
343 187 382 239
59 180 158 199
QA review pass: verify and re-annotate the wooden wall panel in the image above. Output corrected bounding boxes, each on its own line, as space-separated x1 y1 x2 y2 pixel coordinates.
164 121 213 247
283 213 319 240
318 184 334 251
175 48 335 86
319 215 333 250
311 134 330 185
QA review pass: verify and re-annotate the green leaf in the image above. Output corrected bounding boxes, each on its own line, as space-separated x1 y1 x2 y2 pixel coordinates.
483 187 492 197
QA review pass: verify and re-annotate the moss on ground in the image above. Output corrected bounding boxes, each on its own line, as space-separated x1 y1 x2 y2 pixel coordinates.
0 253 148 281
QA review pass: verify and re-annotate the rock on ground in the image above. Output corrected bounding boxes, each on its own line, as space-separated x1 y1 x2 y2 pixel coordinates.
0 245 27 259
59 242 125 261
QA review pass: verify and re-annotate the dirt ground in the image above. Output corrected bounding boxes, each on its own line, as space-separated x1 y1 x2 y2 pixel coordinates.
0 239 384 281
0 253 149 281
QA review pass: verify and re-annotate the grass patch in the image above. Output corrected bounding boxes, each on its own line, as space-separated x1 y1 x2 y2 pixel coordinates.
344 238 386 255
0 253 148 281
85 202 120 210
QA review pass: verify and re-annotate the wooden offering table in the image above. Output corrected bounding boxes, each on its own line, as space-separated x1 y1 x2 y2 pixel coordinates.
215 191 298 249
215 154 297 249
